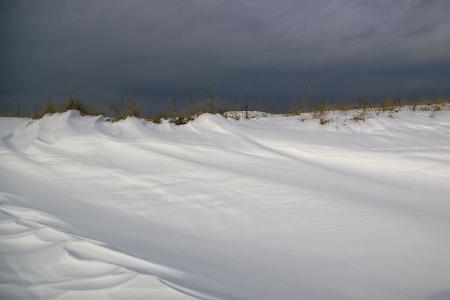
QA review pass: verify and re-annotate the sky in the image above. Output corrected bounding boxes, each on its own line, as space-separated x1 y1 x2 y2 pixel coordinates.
1 0 450 111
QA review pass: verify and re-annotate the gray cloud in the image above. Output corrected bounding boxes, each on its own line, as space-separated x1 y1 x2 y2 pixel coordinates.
1 0 449 109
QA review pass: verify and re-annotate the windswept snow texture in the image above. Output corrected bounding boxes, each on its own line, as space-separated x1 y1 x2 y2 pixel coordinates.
1 110 450 300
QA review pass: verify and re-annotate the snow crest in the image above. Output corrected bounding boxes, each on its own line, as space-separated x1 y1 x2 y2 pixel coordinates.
0 193 197 300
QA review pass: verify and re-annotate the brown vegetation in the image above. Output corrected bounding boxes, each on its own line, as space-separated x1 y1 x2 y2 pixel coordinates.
3 93 448 126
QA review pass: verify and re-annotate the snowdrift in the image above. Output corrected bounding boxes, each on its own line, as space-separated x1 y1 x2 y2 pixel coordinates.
1 110 450 300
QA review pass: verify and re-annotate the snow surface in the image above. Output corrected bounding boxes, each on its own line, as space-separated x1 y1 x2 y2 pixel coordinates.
0 109 450 300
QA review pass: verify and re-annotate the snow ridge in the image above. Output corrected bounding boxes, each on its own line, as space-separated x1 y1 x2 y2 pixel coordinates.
0 193 197 300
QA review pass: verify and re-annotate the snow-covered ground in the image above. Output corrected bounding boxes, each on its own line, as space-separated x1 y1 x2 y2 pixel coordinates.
1 109 450 300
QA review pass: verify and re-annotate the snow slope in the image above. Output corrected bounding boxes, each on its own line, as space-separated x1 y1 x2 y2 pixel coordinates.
0 109 450 300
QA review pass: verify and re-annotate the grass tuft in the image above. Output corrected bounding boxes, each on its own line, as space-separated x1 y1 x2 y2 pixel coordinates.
3 93 448 126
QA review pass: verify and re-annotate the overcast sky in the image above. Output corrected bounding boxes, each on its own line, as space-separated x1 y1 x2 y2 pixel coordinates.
1 0 450 110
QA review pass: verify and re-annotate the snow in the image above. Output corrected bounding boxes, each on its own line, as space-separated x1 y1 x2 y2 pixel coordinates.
0 109 450 300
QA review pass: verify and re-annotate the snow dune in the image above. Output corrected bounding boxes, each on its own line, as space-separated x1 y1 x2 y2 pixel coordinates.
0 200 194 300
0 109 450 300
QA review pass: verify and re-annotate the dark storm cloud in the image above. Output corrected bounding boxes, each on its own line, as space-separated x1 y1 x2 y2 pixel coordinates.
1 0 449 108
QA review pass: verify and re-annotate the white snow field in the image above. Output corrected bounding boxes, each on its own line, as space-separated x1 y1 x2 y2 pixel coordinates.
1 109 450 300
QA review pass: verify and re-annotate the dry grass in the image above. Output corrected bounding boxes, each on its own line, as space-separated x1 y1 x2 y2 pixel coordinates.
352 113 366 122
3 94 448 126
112 102 140 121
